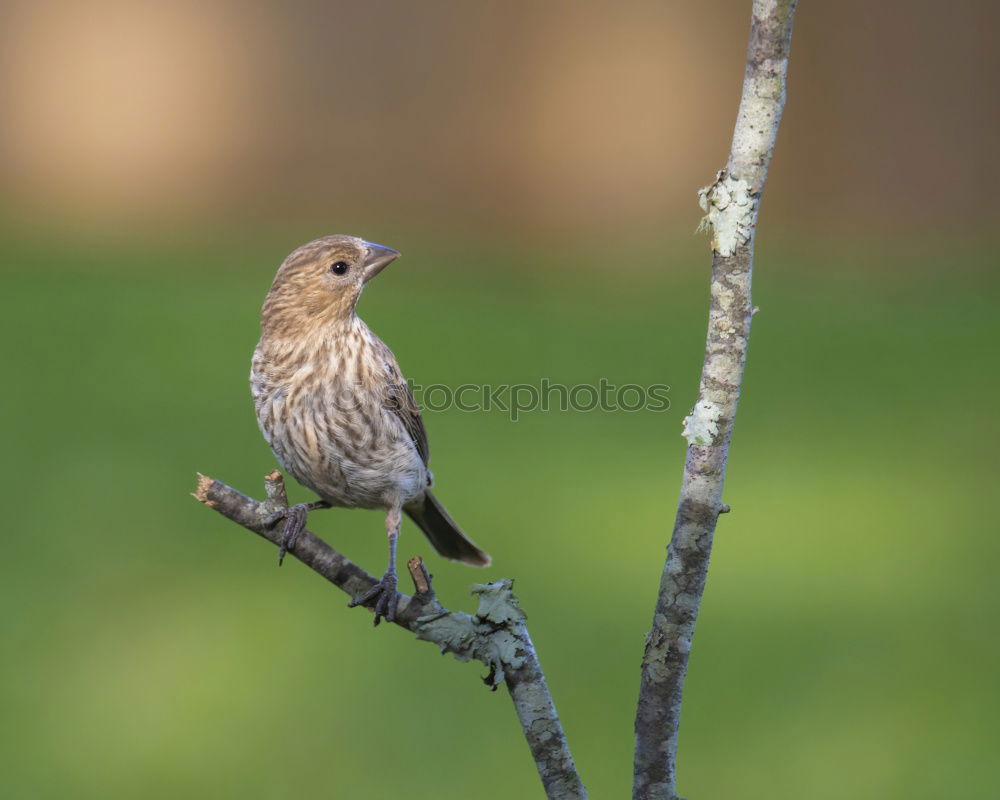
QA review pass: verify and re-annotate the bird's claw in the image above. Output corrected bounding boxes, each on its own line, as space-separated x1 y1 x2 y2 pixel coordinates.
349 571 399 626
264 503 309 565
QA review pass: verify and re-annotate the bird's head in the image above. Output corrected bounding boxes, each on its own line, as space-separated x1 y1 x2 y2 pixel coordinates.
261 235 400 333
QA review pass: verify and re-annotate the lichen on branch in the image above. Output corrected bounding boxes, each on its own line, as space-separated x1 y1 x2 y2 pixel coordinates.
633 2 800 799
193 472 587 800
697 171 755 257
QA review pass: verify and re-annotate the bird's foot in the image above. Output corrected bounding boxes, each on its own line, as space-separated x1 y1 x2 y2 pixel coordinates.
348 570 399 626
264 501 327 565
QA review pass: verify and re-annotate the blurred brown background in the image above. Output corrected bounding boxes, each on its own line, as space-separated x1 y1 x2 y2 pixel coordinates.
2 0 997 241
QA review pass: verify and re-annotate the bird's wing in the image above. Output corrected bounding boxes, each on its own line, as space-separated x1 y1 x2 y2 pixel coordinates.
386 377 430 466
373 339 430 466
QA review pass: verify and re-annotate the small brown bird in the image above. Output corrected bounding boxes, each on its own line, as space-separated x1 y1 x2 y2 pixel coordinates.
251 235 490 623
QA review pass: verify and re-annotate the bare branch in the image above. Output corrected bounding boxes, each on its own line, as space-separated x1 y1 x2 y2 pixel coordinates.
632 3 799 799
194 472 588 800
407 555 434 596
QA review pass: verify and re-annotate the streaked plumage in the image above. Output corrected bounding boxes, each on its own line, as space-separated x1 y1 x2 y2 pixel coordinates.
250 235 489 623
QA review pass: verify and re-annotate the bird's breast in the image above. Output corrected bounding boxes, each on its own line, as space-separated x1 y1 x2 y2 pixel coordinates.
251 333 426 510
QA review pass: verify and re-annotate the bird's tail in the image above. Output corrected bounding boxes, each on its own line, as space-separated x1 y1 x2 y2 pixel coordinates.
404 491 491 567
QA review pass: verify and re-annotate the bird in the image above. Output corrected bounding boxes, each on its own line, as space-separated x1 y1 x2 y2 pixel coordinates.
250 235 490 624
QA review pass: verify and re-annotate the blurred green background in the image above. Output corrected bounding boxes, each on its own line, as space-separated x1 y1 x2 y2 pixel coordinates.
2 1 998 799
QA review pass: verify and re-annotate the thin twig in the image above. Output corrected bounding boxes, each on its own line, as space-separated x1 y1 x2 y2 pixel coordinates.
194 471 588 800
407 556 434 597
632 3 799 799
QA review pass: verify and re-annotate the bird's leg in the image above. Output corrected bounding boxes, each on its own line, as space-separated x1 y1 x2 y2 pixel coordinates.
349 507 402 626
264 500 330 565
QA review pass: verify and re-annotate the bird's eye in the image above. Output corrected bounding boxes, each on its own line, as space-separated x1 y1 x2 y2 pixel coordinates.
330 261 350 275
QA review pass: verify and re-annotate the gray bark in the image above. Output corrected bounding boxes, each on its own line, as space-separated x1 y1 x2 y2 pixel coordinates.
632 3 799 799
194 471 587 800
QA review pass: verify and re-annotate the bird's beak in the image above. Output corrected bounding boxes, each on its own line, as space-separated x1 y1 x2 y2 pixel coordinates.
362 242 400 283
